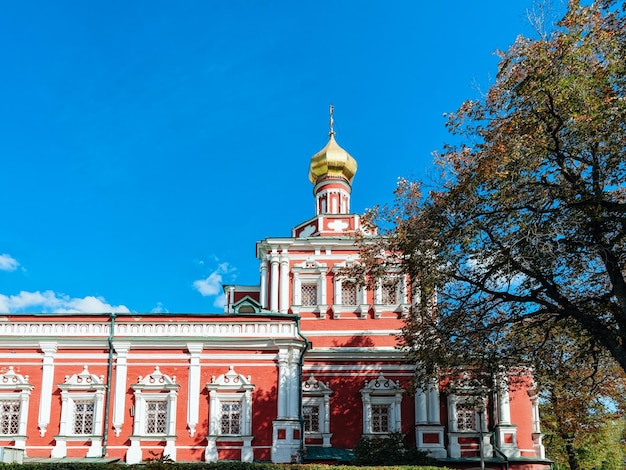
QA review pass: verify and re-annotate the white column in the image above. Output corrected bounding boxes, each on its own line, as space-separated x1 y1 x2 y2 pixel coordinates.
415 388 428 424
228 287 235 313
394 392 403 431
279 253 289 313
260 258 268 309
187 343 203 437
112 342 130 437
362 395 371 433
498 386 512 424
293 273 301 306
17 388 31 448
401 275 409 304
38 342 57 437
319 268 328 305
334 278 342 305
270 255 279 312
287 349 300 418
276 349 289 418
428 380 440 424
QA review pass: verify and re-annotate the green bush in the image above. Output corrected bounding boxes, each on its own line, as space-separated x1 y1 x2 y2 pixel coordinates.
352 432 436 466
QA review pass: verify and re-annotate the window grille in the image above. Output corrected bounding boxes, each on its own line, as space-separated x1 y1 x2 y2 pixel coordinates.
371 404 390 433
220 401 241 435
303 405 320 433
72 400 95 435
341 282 357 305
301 283 318 306
0 400 20 435
145 401 167 434
456 403 476 431
381 281 398 305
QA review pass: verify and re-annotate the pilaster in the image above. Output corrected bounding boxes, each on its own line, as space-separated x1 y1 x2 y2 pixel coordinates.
37 341 57 437
187 343 203 437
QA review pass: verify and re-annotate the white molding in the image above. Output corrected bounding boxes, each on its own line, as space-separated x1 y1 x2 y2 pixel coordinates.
0 320 300 340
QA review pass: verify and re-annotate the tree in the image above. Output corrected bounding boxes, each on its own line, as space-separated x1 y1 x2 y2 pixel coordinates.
361 0 626 381
518 323 626 470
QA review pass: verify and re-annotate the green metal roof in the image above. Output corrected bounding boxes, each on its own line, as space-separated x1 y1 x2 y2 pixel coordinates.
303 446 354 463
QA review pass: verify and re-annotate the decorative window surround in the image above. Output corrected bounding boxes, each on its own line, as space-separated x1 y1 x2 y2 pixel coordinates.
52 366 106 458
360 373 404 436
206 366 255 463
292 259 328 317
126 367 180 464
302 374 333 447
446 393 492 459
0 367 33 450
331 260 368 318
373 275 409 318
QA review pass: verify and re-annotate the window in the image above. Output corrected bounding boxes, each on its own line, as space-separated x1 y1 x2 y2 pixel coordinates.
206 366 255 462
456 403 476 431
302 374 333 446
341 281 357 305
301 283 318 306
381 281 398 305
0 367 33 446
52 365 106 458
0 399 20 435
371 405 390 433
360 373 404 436
145 400 167 434
73 400 95 435
126 366 180 464
303 405 320 433
220 400 241 434
292 259 329 316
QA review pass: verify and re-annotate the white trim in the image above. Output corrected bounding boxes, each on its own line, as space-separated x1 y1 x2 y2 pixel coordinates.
127 367 180 464
52 366 106 458
205 366 255 463
360 374 404 436
37 342 56 437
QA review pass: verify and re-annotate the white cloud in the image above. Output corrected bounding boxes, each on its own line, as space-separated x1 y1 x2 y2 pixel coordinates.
0 290 130 314
0 254 19 272
193 262 236 299
213 293 226 309
193 272 223 296
150 302 169 313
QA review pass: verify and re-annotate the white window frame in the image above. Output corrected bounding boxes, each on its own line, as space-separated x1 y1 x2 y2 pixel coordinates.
52 365 106 458
447 394 486 433
0 367 33 449
292 259 328 317
360 373 404 436
446 391 491 459
331 259 368 318
205 366 255 462
374 274 410 318
126 366 180 464
302 374 333 447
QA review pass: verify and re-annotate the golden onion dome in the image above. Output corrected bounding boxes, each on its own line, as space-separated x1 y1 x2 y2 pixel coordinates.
308 132 358 186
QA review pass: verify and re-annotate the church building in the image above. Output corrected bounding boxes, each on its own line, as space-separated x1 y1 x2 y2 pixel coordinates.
0 121 549 469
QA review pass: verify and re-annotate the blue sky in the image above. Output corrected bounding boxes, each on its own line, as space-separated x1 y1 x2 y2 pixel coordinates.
0 1 552 313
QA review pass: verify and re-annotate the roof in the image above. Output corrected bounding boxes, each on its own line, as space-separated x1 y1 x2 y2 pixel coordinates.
303 446 354 463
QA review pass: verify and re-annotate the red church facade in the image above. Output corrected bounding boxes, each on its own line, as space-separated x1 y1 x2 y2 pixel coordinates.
0 127 549 469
